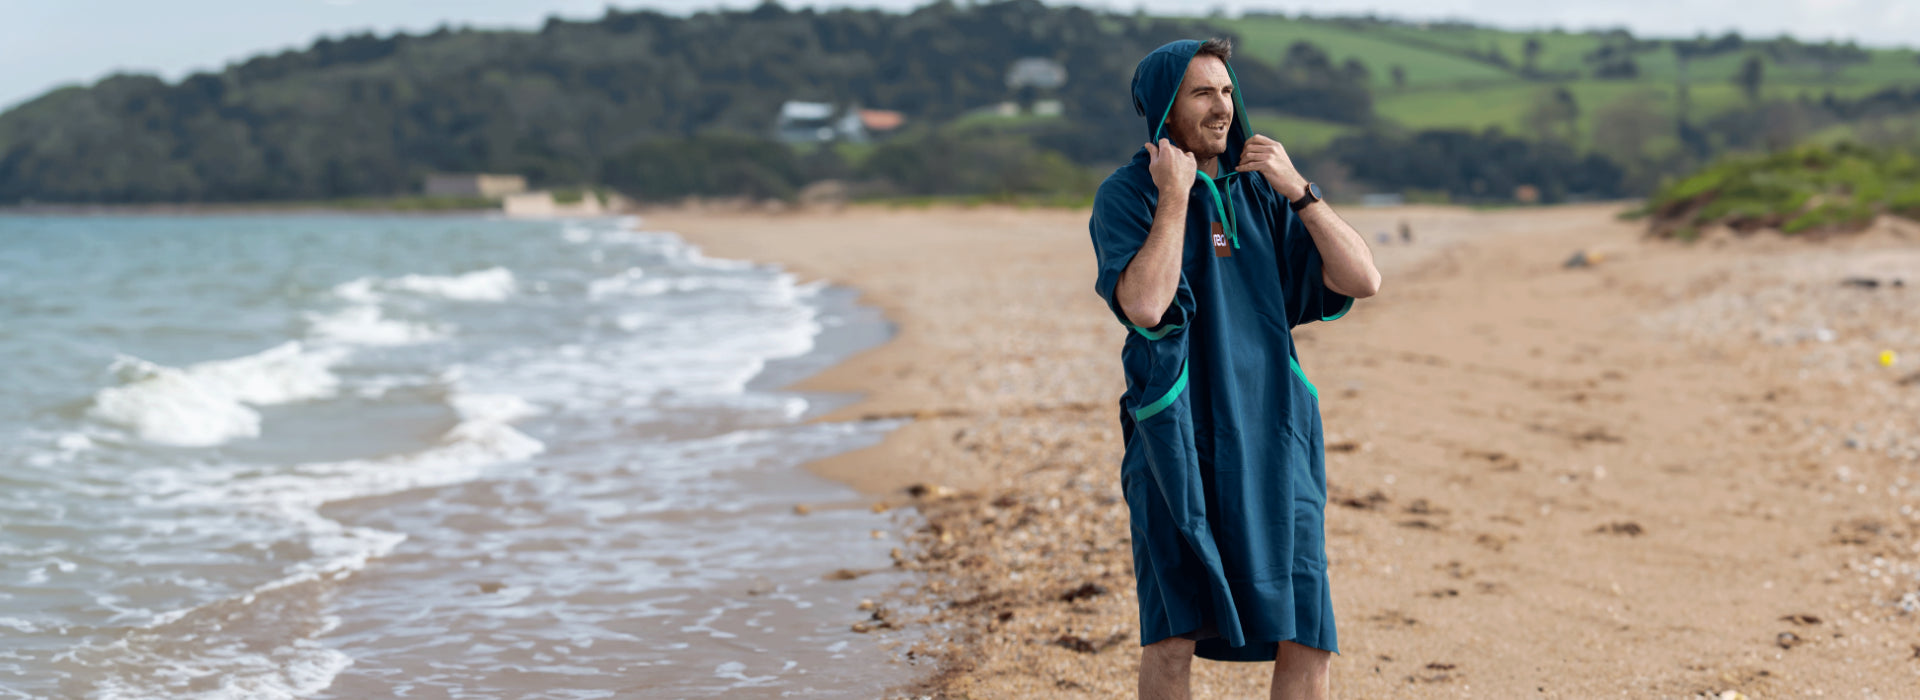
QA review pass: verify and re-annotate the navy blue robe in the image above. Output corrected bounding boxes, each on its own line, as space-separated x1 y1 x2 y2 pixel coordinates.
1089 39 1355 662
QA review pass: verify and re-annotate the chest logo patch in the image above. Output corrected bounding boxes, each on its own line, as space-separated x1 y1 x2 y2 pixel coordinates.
1211 221 1231 258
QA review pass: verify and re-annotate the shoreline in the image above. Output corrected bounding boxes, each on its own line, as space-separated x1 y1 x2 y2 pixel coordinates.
643 202 1920 697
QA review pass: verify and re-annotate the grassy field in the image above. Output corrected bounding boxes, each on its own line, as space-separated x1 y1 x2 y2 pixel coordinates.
1231 16 1516 89
1245 111 1361 150
1222 14 1920 151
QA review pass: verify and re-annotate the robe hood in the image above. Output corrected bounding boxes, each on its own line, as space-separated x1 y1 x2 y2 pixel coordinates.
1129 39 1254 175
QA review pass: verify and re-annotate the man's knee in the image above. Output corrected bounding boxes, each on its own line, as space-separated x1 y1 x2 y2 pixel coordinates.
1274 640 1330 668
1142 636 1196 666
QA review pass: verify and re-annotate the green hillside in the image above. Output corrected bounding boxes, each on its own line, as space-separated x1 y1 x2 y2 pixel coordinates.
1223 13 1920 157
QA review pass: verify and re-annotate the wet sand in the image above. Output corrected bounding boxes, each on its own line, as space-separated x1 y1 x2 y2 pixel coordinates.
648 203 1920 697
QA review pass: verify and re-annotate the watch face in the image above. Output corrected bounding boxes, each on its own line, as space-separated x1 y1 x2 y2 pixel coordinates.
1306 182 1321 200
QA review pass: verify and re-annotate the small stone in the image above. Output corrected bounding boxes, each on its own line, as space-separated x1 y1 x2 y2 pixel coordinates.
1593 521 1644 536
1060 582 1109 603
870 502 890 513
858 599 876 611
851 622 873 633
793 504 812 515
906 483 952 499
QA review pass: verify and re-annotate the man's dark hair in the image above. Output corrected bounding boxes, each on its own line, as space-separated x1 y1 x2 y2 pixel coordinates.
1197 37 1232 62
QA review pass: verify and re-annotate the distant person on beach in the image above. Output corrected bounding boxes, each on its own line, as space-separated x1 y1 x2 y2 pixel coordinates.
1088 38 1381 700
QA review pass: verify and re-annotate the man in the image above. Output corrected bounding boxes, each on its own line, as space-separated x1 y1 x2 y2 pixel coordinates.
1088 38 1381 700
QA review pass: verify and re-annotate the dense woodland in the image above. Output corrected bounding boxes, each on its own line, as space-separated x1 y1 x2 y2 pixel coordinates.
1 0 1916 205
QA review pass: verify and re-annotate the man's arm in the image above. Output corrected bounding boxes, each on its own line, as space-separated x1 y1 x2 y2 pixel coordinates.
1236 135 1381 299
1114 139 1197 328
1294 200 1380 299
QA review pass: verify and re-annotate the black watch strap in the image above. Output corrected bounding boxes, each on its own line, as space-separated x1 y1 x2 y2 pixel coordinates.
1289 182 1321 211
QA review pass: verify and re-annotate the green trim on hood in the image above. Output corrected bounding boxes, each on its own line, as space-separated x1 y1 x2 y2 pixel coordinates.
1143 43 1252 251
1194 171 1239 249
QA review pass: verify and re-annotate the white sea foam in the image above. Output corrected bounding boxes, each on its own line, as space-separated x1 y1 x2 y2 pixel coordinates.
23 430 101 468
587 267 648 299
584 269 823 304
87 342 342 447
92 381 549 699
330 276 382 304
388 267 516 301
331 266 517 304
448 391 545 424
304 304 448 346
88 622 356 700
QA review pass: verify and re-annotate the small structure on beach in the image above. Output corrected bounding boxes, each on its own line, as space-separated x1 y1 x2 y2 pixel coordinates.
424 173 528 198
502 189 632 218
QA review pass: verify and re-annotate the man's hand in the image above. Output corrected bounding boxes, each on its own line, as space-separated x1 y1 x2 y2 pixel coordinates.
1234 134 1309 202
1145 138 1196 197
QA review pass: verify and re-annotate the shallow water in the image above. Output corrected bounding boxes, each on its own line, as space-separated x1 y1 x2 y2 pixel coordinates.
0 214 920 698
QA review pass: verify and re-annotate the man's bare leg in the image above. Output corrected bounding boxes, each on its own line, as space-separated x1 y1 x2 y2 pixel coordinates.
1270 640 1331 700
1139 636 1196 700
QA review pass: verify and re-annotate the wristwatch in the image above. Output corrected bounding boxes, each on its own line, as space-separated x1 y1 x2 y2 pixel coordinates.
1289 182 1322 211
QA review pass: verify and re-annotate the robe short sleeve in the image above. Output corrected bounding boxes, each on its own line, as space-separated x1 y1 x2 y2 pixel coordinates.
1091 177 1196 340
1270 188 1355 328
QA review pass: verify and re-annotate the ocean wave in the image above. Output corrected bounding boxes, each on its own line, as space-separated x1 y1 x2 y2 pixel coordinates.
86 342 343 447
333 267 517 303
585 269 823 305
303 304 449 347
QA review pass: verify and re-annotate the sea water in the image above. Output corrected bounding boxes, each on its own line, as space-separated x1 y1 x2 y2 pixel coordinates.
0 214 917 698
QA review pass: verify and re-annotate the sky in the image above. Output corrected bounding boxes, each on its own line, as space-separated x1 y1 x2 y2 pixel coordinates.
3 0 1916 112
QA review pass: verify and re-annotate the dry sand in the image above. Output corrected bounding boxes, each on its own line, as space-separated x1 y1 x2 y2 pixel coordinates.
645 202 1920 698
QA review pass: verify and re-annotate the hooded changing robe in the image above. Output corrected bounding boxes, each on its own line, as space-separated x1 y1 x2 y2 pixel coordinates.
1091 39 1356 662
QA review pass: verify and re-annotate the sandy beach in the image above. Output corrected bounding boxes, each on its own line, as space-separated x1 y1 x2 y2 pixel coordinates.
647 202 1920 698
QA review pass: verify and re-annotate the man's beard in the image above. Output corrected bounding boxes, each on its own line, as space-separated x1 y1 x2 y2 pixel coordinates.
1171 121 1228 161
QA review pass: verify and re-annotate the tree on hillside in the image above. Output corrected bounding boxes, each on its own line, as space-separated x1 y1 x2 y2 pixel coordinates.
1230 41 1374 124
1524 86 1581 144
1522 37 1542 75
1735 55 1765 103
1585 43 1641 79
1592 91 1670 186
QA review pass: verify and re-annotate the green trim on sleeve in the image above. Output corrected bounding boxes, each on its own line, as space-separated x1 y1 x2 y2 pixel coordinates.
1130 322 1184 340
1132 360 1189 422
1288 356 1319 400
1321 296 1354 322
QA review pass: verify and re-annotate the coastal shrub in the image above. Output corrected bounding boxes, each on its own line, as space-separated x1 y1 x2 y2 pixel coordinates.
857 131 1097 199
1644 141 1920 237
600 133 805 202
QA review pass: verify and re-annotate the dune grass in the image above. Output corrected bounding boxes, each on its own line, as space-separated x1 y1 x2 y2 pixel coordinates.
1642 141 1920 239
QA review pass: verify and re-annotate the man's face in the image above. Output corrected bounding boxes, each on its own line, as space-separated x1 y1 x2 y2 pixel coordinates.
1165 54 1234 160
